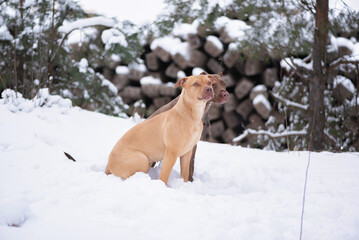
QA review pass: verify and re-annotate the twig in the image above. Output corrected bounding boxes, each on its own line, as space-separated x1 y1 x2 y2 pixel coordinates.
233 128 307 143
271 91 309 110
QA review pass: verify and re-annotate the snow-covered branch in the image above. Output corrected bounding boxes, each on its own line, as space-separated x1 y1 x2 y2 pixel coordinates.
51 17 117 62
58 17 116 34
271 92 308 110
233 128 307 143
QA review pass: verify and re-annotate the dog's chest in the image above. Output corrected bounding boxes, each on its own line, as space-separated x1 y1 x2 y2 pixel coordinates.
179 124 202 155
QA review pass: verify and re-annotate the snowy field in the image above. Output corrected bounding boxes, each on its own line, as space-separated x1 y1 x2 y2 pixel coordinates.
1 90 359 240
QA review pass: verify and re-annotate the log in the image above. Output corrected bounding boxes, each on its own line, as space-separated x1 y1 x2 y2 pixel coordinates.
188 50 208 68
129 68 145 81
210 120 225 138
120 86 142 102
112 73 129 91
153 96 172 109
152 46 171 62
234 61 245 75
222 74 236 88
207 58 224 74
224 93 238 112
165 63 180 79
235 99 253 119
244 58 264 76
207 104 223 121
234 77 254 99
263 68 278 88
247 113 265 129
344 118 359 133
333 78 355 102
204 35 224 58
223 111 239 128
159 85 179 97
102 67 114 81
187 33 202 49
252 94 272 119
223 49 240 68
249 85 268 100
145 52 159 71
141 84 161 98
221 128 237 143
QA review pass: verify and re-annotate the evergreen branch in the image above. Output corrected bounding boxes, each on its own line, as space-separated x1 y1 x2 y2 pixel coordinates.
233 129 307 143
50 17 116 63
327 57 359 73
270 92 309 110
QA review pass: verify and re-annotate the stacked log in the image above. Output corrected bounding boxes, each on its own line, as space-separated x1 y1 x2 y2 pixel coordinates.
102 26 290 145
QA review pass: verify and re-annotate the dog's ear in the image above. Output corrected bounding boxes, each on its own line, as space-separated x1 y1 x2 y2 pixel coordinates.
175 77 188 88
200 71 208 75
207 75 217 82
217 72 223 77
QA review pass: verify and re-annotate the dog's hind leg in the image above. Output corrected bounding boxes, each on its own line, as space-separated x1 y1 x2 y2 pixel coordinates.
108 150 150 179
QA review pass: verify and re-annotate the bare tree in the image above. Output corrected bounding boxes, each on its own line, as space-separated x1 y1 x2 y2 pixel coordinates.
308 0 328 151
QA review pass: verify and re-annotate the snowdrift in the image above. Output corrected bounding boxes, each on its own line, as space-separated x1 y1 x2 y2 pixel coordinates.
0 89 358 240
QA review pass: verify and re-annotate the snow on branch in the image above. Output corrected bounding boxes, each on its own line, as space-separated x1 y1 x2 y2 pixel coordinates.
51 17 116 63
271 92 308 110
58 17 116 34
233 128 307 143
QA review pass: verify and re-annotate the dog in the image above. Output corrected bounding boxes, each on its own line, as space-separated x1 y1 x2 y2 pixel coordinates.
105 74 215 184
148 72 229 181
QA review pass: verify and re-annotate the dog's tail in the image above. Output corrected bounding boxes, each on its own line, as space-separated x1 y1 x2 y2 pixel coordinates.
64 152 76 162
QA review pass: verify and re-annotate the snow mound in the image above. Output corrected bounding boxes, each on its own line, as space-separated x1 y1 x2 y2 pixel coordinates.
1 88 72 113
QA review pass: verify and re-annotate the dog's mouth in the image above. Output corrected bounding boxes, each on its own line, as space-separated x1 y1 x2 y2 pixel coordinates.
219 94 229 103
198 91 214 101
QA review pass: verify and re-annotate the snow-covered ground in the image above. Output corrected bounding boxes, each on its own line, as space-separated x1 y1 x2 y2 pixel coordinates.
1 90 359 240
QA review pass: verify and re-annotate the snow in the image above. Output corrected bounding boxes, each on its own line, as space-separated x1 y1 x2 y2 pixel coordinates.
271 92 309 110
172 20 199 39
206 35 224 52
140 76 162 85
115 66 130 75
171 41 191 60
101 79 118 95
101 28 128 49
59 16 116 34
333 75 356 94
128 60 147 72
1 91 359 240
78 58 88 73
280 57 313 72
150 36 182 53
192 67 206 76
0 25 13 41
253 94 272 111
233 129 307 143
67 27 98 45
214 16 250 41
252 84 267 92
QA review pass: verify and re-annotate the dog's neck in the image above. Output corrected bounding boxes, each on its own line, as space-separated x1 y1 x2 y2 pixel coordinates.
174 90 207 122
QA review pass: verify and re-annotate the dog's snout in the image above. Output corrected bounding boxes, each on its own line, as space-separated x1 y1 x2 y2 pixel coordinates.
206 87 213 92
222 90 229 98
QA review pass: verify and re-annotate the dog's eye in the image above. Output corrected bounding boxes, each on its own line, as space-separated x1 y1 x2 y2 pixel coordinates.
208 82 212 86
193 82 199 87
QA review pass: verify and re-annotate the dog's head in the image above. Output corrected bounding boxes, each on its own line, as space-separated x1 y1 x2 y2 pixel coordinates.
200 72 229 104
175 75 214 102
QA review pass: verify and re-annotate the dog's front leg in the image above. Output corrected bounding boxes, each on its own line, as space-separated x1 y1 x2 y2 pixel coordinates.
160 148 178 184
180 149 192 182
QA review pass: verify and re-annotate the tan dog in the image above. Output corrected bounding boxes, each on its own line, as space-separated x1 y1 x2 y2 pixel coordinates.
148 72 229 181
106 75 214 184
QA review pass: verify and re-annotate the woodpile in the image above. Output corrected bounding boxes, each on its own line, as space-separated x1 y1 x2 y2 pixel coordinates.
103 28 285 145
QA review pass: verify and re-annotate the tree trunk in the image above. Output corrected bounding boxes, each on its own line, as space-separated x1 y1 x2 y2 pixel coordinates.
308 0 328 151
